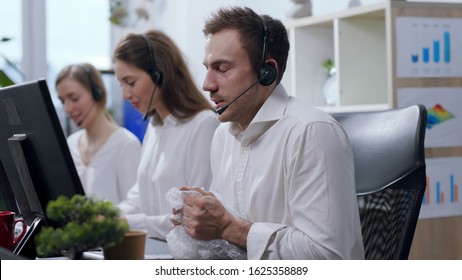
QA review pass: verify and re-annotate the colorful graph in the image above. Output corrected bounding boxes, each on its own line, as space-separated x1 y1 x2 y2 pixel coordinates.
423 175 459 205
397 87 462 148
426 103 455 129
396 17 462 78
419 157 462 219
411 31 451 64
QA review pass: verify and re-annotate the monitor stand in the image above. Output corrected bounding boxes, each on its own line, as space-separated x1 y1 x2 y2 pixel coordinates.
7 134 45 259
12 217 43 259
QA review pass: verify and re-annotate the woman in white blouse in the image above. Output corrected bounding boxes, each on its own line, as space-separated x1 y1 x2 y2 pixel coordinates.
113 30 219 239
56 63 141 204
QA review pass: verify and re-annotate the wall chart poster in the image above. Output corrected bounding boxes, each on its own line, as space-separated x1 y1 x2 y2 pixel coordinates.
397 87 462 148
419 157 462 219
396 17 462 78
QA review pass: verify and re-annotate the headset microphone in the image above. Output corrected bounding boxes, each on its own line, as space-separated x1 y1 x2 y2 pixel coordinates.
141 32 163 121
77 102 96 126
143 84 158 121
215 71 269 115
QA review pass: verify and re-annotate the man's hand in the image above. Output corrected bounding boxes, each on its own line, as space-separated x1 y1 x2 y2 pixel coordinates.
180 187 251 249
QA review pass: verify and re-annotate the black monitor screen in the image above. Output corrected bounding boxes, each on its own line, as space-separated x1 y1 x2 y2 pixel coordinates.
0 79 85 257
0 160 18 213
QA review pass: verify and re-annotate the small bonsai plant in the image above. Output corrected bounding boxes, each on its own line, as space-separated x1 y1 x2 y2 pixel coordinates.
35 194 129 259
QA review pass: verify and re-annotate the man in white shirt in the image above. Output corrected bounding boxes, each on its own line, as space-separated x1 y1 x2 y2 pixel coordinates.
178 6 364 259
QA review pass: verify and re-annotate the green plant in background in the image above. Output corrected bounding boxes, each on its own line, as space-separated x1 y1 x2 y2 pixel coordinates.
321 58 335 77
109 0 150 28
0 36 26 87
0 68 14 87
109 0 128 26
35 194 129 259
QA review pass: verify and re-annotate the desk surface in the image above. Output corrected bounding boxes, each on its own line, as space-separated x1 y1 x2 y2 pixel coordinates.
41 238 172 260
144 237 172 259
85 237 172 260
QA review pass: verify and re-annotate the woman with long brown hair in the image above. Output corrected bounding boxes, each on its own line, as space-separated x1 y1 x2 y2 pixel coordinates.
113 30 219 239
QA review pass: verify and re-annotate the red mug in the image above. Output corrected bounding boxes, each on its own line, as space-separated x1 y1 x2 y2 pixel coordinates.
0 211 27 251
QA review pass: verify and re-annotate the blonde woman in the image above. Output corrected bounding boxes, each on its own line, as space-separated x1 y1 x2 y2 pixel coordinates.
56 63 141 204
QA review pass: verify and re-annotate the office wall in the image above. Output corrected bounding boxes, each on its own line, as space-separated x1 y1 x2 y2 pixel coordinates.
114 0 388 92
121 0 462 93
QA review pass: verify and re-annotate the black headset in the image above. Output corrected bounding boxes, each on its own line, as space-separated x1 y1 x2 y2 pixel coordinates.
83 65 103 102
257 14 277 86
141 33 164 86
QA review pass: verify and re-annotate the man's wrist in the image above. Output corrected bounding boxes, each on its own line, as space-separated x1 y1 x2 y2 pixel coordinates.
221 217 252 249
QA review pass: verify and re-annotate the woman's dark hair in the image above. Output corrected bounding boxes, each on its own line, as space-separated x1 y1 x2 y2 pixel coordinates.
113 29 213 123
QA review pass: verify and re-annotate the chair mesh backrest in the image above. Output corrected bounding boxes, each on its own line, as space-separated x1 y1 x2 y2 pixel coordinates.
332 105 427 260
358 166 426 259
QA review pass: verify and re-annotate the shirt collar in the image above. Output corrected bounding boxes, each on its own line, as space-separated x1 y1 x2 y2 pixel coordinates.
230 84 290 145
151 113 178 127
164 114 178 126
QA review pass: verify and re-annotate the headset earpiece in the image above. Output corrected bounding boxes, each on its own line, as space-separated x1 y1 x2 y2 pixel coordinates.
83 65 103 102
259 63 277 86
258 15 277 86
141 34 164 86
92 85 103 102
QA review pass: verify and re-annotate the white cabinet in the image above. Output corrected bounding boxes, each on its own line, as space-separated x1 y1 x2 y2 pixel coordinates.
282 1 462 112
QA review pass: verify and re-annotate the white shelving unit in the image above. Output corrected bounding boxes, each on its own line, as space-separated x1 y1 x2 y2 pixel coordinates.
282 1 462 113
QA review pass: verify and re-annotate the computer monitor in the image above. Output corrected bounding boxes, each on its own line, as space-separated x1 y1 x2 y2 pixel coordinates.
0 162 18 213
0 79 85 258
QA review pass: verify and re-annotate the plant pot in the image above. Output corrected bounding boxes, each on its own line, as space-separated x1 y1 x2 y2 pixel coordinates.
103 230 147 260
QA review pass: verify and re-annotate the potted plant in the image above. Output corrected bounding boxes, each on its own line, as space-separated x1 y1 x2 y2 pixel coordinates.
321 58 338 106
35 194 129 259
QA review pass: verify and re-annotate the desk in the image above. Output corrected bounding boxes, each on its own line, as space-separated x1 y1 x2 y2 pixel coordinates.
36 238 172 260
145 237 171 258
82 237 172 260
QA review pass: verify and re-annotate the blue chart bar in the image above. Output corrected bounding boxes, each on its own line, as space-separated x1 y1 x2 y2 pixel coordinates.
433 40 440 63
448 174 459 203
444 31 451 63
423 48 429 63
436 182 441 204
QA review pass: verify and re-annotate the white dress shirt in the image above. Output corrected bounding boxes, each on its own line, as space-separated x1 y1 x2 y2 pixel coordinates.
118 110 219 239
67 127 141 204
210 84 364 259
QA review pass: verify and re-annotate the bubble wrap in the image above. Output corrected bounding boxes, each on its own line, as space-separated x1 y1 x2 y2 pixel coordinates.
165 188 247 260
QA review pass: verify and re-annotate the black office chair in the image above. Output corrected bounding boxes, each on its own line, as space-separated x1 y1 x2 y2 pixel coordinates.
331 104 427 260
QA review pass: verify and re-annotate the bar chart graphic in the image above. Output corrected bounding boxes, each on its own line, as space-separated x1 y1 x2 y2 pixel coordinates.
396 17 462 78
419 31 449 63
423 174 459 205
420 157 462 219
